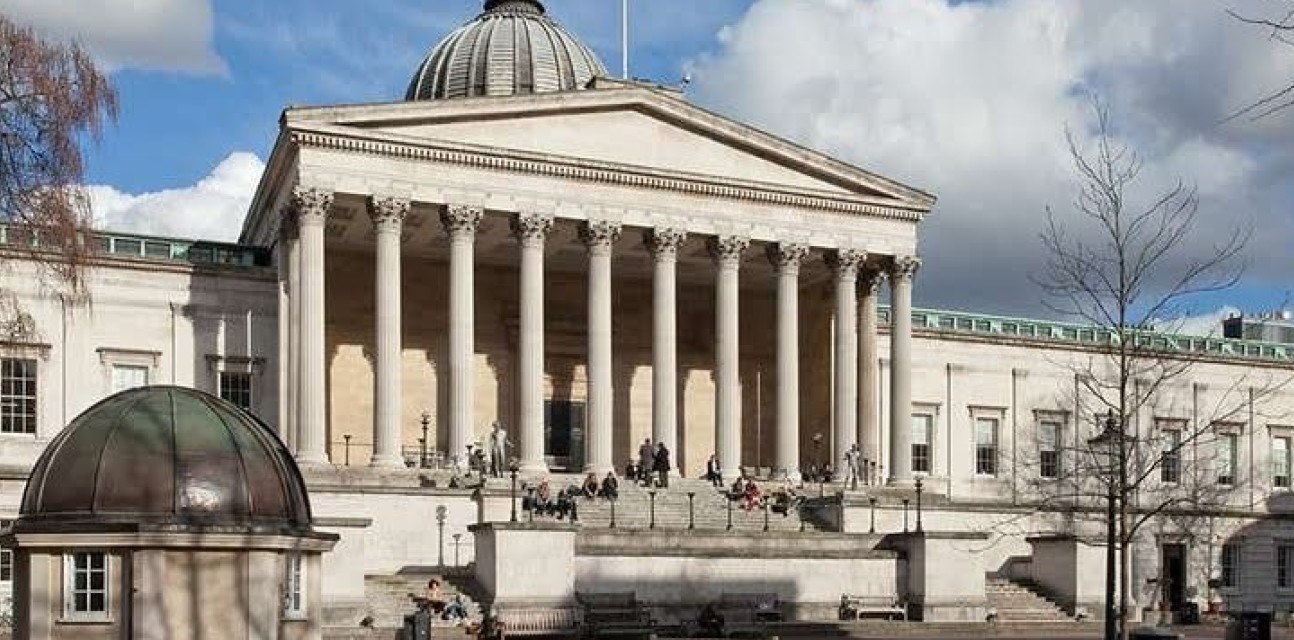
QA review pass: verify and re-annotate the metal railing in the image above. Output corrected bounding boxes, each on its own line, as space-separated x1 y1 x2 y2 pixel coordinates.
0 224 269 268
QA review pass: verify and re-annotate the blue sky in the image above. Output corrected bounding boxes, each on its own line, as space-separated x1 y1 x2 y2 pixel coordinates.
3 0 1292 328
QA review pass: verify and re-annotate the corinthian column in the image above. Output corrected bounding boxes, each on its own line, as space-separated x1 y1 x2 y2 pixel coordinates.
770 243 808 482
278 215 301 453
442 205 484 470
647 228 687 474
858 268 884 484
513 213 554 475
581 220 622 475
369 197 409 468
828 249 865 472
888 256 920 486
710 235 748 482
292 186 333 465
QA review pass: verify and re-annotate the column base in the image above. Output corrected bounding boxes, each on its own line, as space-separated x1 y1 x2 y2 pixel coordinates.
295 451 331 466
369 454 405 469
519 459 549 477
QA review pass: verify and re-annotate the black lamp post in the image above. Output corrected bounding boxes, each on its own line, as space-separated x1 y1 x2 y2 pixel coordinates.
648 490 657 529
687 492 696 530
868 496 877 534
342 434 352 466
508 461 519 523
435 505 448 567
1088 409 1128 640
901 498 909 533
763 501 770 532
726 497 734 531
420 411 431 468
452 533 463 567
915 476 924 533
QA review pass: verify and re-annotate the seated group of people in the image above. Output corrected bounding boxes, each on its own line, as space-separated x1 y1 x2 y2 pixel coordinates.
726 478 805 515
522 473 620 519
418 579 468 623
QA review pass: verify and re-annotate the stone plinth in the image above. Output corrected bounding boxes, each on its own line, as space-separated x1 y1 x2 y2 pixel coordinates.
1028 534 1117 618
471 522 579 606
883 531 990 622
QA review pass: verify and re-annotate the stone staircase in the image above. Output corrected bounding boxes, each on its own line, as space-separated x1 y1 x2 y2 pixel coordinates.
555 477 823 532
985 577 1075 623
361 567 486 632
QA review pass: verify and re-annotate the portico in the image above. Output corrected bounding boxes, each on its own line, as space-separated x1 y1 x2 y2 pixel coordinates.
257 83 933 482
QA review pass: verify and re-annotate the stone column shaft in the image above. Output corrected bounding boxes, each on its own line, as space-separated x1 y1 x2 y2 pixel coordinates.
287 229 301 454
515 214 554 475
888 256 920 486
293 187 332 465
830 250 865 470
711 236 749 482
771 243 808 481
582 221 622 475
648 228 687 473
858 269 883 483
370 197 409 468
443 205 484 470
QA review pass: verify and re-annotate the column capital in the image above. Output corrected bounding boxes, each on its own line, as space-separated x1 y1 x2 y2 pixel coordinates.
645 227 688 260
580 220 623 255
442 204 484 239
827 248 867 278
858 267 887 296
708 235 750 266
367 197 410 234
767 243 810 275
512 213 554 249
890 255 921 282
290 186 333 227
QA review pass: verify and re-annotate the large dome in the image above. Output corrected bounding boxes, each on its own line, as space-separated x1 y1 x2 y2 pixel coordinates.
406 0 608 101
18 386 312 532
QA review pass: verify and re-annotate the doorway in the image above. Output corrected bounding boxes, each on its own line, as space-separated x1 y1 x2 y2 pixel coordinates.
1161 543 1187 618
544 400 585 472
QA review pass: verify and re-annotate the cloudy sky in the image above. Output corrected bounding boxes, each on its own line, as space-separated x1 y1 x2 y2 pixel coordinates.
2 0 1291 330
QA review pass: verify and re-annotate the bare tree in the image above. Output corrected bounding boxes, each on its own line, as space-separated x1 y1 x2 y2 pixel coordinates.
0 13 117 329
1227 3 1294 119
1032 99 1285 638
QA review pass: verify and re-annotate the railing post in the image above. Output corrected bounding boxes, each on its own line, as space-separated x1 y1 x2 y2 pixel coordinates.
763 502 770 532
915 476 924 533
648 490 657 529
687 492 696 530
610 498 617 529
868 497 877 534
902 498 910 533
726 497 734 531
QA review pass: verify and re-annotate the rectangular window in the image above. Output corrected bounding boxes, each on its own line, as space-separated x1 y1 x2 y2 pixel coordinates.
283 552 304 618
110 365 148 393
912 414 933 474
1161 430 1181 484
1275 436 1291 489
1218 432 1238 486
0 358 37 434
1280 545 1294 589
975 417 998 476
65 552 108 619
219 371 253 411
1222 543 1240 588
1039 420 1060 479
0 549 11 583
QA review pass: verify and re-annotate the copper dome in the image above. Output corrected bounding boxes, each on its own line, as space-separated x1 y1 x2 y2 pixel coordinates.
18 386 312 532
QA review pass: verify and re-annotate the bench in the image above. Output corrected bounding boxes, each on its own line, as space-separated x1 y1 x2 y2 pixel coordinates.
577 592 655 639
719 592 785 628
839 594 907 621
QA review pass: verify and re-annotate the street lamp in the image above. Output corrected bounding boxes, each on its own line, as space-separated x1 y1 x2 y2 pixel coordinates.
1088 409 1130 640
420 411 431 468
452 533 463 567
435 505 448 567
915 476 924 533
508 461 520 523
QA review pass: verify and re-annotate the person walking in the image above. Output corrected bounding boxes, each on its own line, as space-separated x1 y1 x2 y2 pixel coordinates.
705 454 722 487
653 442 672 489
637 438 654 486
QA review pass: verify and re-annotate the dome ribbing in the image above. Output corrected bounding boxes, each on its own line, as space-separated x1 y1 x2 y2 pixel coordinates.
406 0 608 101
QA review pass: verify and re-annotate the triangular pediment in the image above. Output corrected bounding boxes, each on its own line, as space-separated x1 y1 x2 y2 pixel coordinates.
285 85 936 211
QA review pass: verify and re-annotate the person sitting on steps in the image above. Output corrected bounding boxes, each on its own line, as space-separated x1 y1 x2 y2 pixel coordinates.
582 473 599 500
599 472 619 501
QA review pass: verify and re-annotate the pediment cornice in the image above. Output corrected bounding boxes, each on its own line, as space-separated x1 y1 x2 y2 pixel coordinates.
289 123 925 222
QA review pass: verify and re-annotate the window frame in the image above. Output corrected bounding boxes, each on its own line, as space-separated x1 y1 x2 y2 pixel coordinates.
1279 544 1294 590
0 356 38 435
973 414 1001 477
218 370 254 411
206 355 265 417
283 552 306 619
1217 429 1240 487
1221 543 1241 590
1159 425 1182 485
62 551 110 622
97 348 160 396
911 413 934 475
1037 418 1062 479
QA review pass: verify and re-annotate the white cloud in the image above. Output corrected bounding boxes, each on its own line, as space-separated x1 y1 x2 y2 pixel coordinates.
0 0 226 75
89 152 264 242
1159 306 1243 337
688 0 1294 316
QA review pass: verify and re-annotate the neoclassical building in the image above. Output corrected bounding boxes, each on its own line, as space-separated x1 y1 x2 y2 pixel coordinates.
3 0 1294 632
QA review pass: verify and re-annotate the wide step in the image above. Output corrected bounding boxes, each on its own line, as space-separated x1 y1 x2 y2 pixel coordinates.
985 578 1073 623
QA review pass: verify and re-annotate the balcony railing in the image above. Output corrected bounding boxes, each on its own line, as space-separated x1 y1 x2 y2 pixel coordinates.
0 224 269 268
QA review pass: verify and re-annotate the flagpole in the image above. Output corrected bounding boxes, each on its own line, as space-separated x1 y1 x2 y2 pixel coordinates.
621 0 629 79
